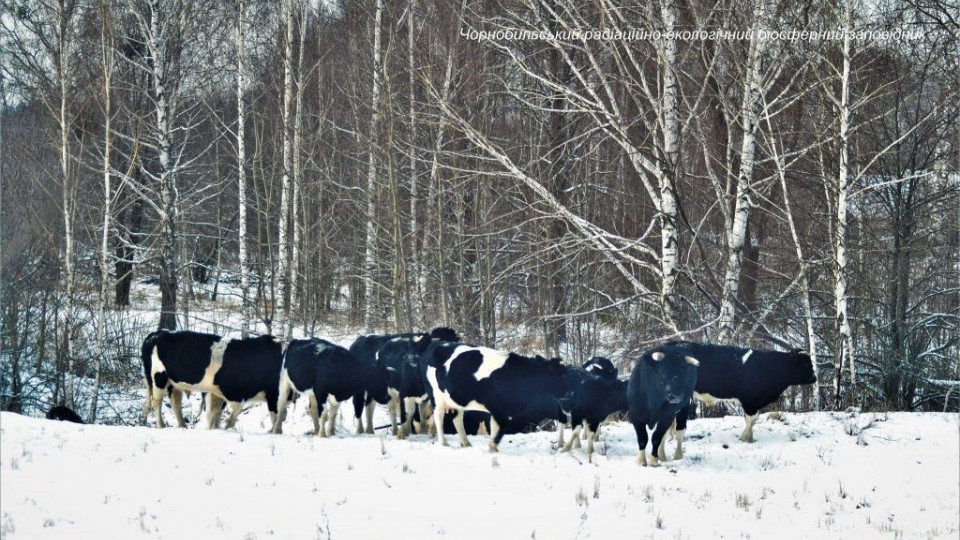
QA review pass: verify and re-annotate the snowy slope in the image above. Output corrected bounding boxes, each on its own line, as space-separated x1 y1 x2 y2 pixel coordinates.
2 409 957 539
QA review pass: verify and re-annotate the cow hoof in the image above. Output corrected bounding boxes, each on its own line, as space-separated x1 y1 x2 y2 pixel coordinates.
649 456 661 468
461 440 472 448
739 434 755 443
673 450 684 461
488 443 499 453
637 453 647 467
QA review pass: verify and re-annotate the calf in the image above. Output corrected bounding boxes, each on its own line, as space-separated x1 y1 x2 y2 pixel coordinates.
141 330 285 430
560 375 628 461
667 341 817 442
274 338 389 437
427 344 571 452
46 405 84 424
583 356 618 380
627 345 700 467
555 356 619 449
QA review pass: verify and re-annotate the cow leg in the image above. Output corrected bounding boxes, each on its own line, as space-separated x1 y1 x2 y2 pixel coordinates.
740 413 759 442
421 400 436 437
169 390 187 428
399 397 417 439
205 394 224 429
272 374 293 434
432 403 447 446
352 393 366 434
326 398 341 437
488 416 507 453
631 418 650 466
650 413 676 467
452 410 471 447
224 402 243 429
674 404 690 460
657 419 675 461
316 395 328 437
308 394 321 435
151 384 166 429
387 396 399 435
555 420 566 449
562 424 582 453
364 400 376 434
585 421 598 462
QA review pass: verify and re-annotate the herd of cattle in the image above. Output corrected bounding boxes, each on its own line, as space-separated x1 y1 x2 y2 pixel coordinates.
133 327 817 466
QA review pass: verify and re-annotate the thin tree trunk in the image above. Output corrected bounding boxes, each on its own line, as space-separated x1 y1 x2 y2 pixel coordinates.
90 0 114 423
237 0 250 337
834 0 855 408
659 0 681 336
363 0 384 332
718 0 765 343
276 0 295 337
408 0 423 327
56 0 76 407
289 0 306 337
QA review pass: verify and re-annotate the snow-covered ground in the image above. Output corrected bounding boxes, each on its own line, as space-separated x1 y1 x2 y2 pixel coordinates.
2 407 957 539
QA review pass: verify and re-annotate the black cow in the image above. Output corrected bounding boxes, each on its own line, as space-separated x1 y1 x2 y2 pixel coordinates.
627 345 700 467
348 327 459 434
554 356 620 450
141 330 285 430
46 405 85 424
274 338 389 437
426 344 571 452
666 341 817 442
559 375 629 460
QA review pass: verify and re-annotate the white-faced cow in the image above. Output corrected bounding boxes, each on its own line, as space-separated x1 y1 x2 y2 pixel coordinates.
273 337 389 437
348 327 459 434
141 330 285 430
627 345 700 467
664 341 817 442
426 344 570 452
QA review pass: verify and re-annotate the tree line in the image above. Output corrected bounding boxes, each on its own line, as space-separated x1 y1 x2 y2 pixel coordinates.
1 0 958 421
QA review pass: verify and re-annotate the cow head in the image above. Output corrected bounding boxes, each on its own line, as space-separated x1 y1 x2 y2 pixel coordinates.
788 349 818 385
645 350 699 404
429 327 460 343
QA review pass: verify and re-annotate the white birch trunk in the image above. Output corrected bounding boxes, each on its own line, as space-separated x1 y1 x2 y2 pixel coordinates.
834 0 856 407
718 0 765 343
289 1 306 338
276 0 295 337
363 0 384 332
428 44 455 325
57 0 75 407
408 0 423 326
150 0 178 331
90 1 114 423
658 0 681 336
237 0 251 337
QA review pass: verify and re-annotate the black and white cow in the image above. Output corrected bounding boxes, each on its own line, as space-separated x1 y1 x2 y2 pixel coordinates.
583 356 618 380
559 375 629 460
627 345 700 467
348 327 459 434
141 330 285 430
665 341 817 442
426 344 571 452
46 405 85 424
273 337 389 437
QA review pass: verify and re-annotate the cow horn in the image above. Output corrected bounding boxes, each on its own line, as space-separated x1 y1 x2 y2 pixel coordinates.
685 356 700 367
652 352 665 361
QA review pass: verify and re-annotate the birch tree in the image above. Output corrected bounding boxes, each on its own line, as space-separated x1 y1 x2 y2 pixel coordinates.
363 0 384 332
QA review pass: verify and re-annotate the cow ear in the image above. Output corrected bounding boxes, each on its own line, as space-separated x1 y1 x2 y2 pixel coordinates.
685 356 700 367
652 352 665 362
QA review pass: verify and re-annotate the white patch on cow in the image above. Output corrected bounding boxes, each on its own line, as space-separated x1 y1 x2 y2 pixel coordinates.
209 337 233 365
454 346 509 381
741 349 754 364
652 352 665 361
150 347 167 428
313 342 330 355
685 356 700 367
463 400 490 413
